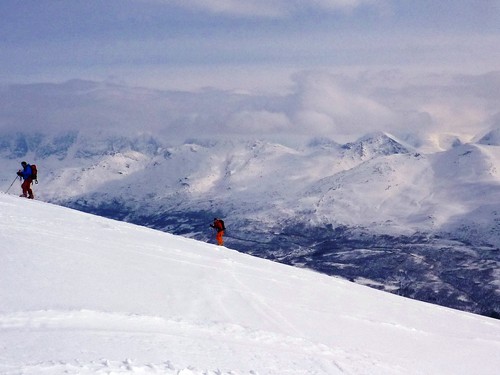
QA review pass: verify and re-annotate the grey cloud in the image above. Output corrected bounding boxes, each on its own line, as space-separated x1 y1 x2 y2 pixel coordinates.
162 0 381 17
1 71 498 147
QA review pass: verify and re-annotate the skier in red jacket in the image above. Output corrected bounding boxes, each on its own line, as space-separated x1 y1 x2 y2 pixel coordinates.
17 161 34 199
210 218 225 246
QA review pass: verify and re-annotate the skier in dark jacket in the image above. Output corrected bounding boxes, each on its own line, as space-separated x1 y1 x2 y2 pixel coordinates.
210 218 225 246
17 161 34 199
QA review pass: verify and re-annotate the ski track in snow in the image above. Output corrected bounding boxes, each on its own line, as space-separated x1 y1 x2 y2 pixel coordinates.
0 310 348 375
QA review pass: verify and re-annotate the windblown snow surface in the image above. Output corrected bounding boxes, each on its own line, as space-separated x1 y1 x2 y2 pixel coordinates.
1 193 499 375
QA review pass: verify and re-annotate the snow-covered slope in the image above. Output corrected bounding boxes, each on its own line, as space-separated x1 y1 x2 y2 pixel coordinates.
1 130 499 317
1 193 499 375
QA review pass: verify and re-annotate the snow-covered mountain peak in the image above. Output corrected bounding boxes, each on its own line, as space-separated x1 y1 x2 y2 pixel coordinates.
341 131 410 159
1 130 498 242
478 127 500 146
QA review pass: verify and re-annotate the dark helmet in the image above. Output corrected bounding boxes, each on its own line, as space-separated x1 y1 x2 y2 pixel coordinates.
21 161 27 166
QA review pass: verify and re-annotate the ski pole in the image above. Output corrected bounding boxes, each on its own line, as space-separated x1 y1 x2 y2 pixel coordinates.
5 176 19 194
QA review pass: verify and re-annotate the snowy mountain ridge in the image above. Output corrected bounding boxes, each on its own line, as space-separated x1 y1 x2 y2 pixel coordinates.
1 129 497 240
0 129 499 317
1 193 500 375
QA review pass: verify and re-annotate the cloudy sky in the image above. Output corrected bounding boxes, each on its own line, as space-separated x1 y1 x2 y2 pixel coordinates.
1 0 499 145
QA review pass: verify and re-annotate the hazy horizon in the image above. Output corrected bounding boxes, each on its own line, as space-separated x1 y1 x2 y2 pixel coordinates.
1 0 499 144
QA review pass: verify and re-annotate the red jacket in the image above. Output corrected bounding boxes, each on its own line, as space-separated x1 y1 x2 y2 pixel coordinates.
212 219 225 232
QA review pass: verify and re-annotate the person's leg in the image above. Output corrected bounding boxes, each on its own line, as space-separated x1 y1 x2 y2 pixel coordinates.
21 180 29 197
21 179 34 198
216 231 224 245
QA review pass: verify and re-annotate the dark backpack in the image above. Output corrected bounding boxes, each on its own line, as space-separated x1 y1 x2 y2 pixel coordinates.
219 219 225 231
31 164 38 184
